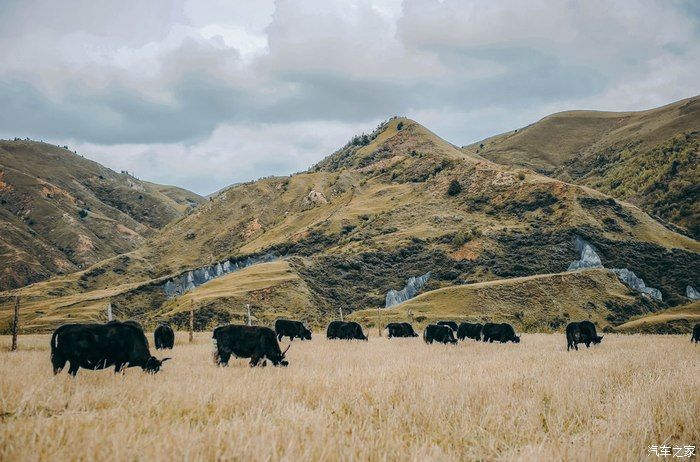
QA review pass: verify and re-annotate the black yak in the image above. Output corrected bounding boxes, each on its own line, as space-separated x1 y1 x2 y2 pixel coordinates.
50 322 170 376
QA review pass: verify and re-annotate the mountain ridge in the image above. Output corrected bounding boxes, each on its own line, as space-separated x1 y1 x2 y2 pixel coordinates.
2 113 697 332
0 140 205 290
465 95 699 237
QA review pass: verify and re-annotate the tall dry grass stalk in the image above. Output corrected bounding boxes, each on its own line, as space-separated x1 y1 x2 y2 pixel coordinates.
0 333 697 461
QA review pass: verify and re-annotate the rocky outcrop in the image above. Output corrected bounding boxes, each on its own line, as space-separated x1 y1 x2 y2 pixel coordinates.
568 237 662 301
162 253 278 298
385 272 431 308
303 189 328 206
687 285 700 301
567 236 603 271
612 268 662 301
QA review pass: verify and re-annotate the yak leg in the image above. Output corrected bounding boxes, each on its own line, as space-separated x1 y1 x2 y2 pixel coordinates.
249 355 260 367
52 355 67 375
217 350 231 366
114 362 125 374
277 333 283 341
68 361 80 377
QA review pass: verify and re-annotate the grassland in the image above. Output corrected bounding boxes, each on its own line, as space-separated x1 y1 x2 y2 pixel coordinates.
1 333 698 461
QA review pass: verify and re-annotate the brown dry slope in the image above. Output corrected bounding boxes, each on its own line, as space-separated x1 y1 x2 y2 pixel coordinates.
349 269 646 332
466 96 700 237
615 300 700 334
1 117 698 331
0 140 204 289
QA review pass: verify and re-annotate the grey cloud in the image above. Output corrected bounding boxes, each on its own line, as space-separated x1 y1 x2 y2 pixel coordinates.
0 0 698 193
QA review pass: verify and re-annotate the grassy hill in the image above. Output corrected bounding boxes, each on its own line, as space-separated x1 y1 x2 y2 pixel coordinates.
466 96 700 237
615 300 699 334
0 140 204 290
349 269 652 333
1 116 698 332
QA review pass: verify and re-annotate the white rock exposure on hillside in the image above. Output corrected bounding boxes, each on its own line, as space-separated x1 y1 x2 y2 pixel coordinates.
567 237 662 301
385 272 431 308
162 253 278 298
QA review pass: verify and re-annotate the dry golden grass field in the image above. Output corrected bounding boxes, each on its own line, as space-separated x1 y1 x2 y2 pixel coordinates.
1 333 698 461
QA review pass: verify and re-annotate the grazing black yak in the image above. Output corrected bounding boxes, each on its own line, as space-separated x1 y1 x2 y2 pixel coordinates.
566 321 603 351
275 319 312 341
212 325 289 367
456 322 483 341
154 323 175 349
482 323 520 343
386 322 418 338
424 324 457 344
326 321 368 340
51 322 170 376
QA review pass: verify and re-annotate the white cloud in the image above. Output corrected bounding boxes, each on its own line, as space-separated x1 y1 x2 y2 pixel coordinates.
63 120 374 195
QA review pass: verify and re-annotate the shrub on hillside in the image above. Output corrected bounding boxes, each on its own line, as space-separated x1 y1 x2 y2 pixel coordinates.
447 179 462 196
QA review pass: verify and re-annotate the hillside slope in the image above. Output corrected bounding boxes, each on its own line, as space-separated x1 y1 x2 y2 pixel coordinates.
615 300 700 334
1 118 698 331
0 140 204 289
349 269 650 332
465 96 699 237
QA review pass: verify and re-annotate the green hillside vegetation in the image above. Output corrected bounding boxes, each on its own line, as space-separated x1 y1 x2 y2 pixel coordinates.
1 113 698 332
467 96 700 237
0 140 204 289
576 133 698 237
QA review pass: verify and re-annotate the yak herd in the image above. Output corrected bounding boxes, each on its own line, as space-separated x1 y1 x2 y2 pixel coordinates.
49 318 700 376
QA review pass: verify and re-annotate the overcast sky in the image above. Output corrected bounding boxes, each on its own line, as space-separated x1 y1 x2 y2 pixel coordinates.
1 0 698 195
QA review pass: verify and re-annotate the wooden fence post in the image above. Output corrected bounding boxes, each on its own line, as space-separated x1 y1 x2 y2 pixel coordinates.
339 306 344 322
11 297 19 351
189 301 194 343
246 304 252 326
377 306 382 337
107 302 113 321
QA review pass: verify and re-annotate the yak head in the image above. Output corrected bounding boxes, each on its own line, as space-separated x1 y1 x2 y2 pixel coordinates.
513 335 521 343
273 344 291 367
144 356 171 373
303 326 312 340
593 335 603 345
